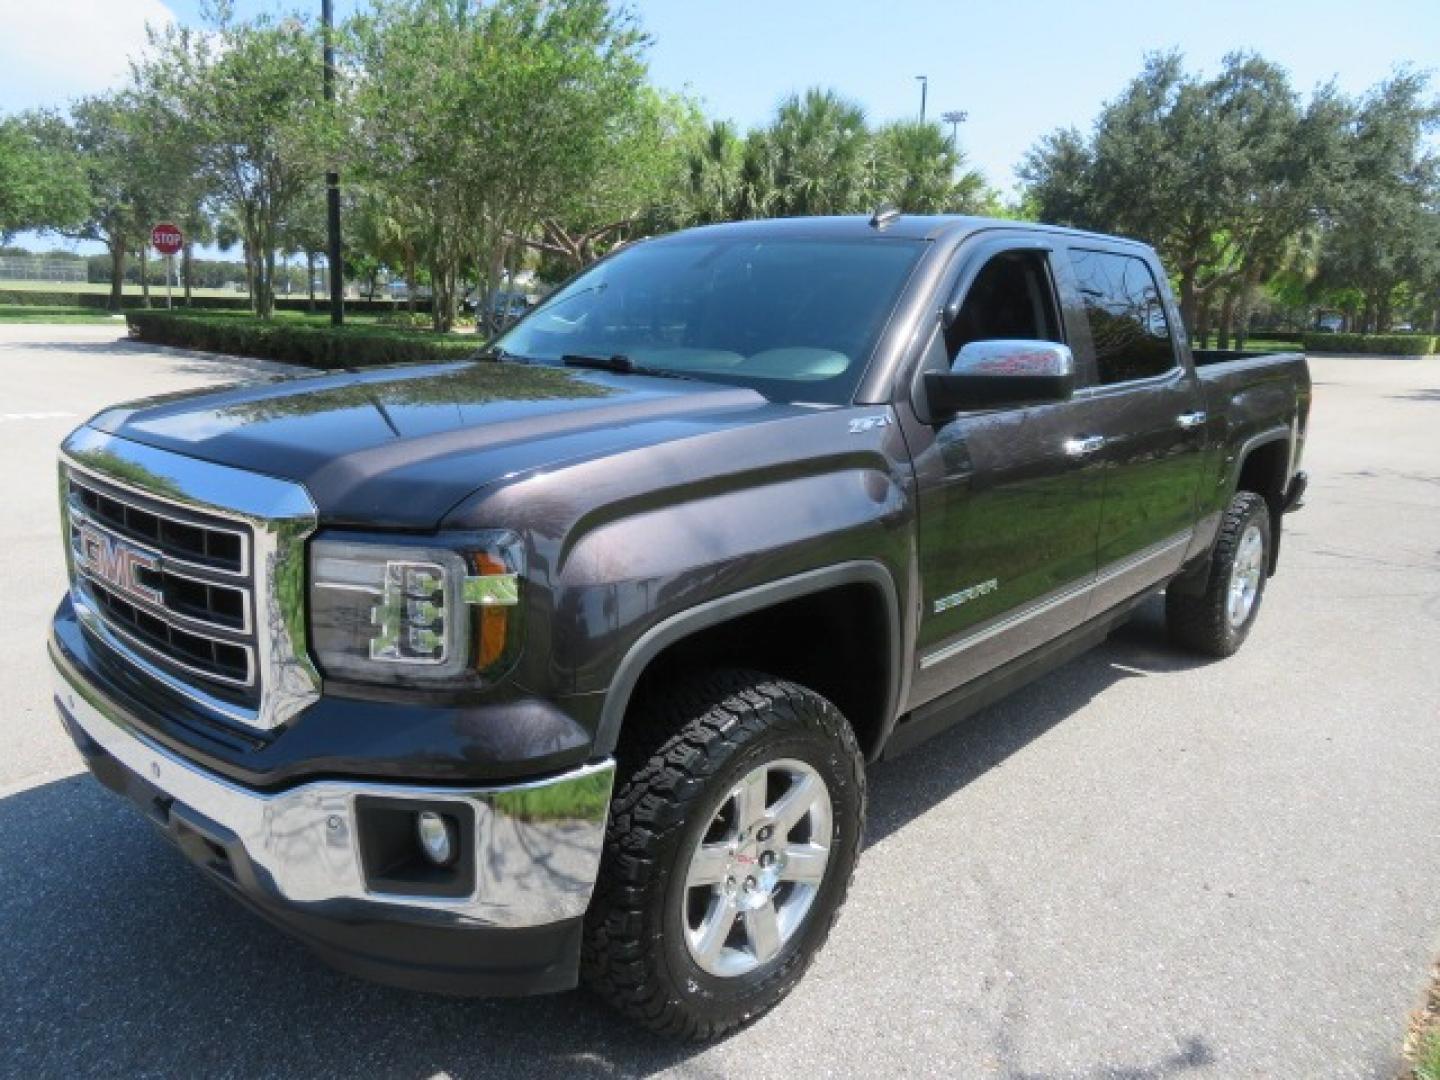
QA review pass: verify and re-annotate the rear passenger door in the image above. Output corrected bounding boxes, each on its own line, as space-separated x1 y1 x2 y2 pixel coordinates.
1064 246 1208 611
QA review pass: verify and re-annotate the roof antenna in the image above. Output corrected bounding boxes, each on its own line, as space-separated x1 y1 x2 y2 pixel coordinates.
869 205 901 230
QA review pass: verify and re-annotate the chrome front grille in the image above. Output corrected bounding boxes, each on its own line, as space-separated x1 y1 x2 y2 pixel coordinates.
67 472 259 698
60 426 322 734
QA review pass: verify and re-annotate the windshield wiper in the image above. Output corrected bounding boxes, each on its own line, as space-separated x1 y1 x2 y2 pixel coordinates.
561 353 696 381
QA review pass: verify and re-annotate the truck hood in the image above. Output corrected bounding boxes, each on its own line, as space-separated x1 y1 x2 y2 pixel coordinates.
89 360 789 529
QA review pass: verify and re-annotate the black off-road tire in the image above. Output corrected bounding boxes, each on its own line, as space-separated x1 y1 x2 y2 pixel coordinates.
582 669 865 1040
1166 491 1272 657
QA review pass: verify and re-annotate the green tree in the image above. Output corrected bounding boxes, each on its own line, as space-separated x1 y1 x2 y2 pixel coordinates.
68 94 154 310
1020 52 1336 336
349 0 651 331
527 88 701 271
765 88 876 216
681 120 745 225
874 119 989 213
136 12 334 317
0 111 90 240
1314 72 1439 331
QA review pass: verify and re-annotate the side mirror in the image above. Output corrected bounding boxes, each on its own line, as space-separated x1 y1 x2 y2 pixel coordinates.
924 340 1075 418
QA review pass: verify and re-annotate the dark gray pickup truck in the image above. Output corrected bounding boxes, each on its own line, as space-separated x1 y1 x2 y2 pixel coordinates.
50 214 1309 1038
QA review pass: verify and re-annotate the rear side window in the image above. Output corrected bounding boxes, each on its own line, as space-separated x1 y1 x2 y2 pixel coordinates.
1068 249 1177 384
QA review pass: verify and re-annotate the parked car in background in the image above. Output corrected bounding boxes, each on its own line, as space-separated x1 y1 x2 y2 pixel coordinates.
50 214 1310 1039
465 289 533 320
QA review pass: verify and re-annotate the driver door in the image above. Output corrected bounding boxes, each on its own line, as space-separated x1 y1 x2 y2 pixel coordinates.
906 240 1107 705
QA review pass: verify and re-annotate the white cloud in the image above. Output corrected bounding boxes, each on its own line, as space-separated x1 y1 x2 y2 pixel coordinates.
0 0 176 112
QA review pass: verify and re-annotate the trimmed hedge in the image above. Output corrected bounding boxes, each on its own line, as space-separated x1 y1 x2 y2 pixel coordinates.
1300 332 1438 355
126 310 479 369
2 289 432 315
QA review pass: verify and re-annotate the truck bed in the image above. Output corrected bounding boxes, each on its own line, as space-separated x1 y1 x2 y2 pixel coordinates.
1192 349 1311 458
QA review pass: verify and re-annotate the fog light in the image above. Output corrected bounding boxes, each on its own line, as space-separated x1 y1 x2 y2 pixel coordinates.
416 810 457 866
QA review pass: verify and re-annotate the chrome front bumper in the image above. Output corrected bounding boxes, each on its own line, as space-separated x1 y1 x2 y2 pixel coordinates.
53 654 615 929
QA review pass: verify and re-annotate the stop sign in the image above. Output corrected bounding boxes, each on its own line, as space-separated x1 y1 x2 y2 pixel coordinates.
151 222 183 256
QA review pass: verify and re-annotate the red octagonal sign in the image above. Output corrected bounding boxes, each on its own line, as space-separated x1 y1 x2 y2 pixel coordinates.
150 222 184 256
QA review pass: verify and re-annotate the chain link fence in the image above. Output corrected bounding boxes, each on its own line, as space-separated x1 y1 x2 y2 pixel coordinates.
0 257 88 283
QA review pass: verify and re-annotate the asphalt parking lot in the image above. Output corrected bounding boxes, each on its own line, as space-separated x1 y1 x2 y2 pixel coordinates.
2 323 1438 1079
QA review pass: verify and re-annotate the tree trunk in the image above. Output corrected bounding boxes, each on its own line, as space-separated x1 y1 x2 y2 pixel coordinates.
306 252 316 313
242 240 256 310
259 247 277 318
140 245 151 309
1233 270 1262 350
1178 271 1198 339
406 247 417 316
108 240 126 313
1217 289 1238 351
1196 298 1215 349
182 241 194 307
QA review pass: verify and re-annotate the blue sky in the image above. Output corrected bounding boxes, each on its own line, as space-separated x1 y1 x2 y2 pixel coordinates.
6 0 1439 255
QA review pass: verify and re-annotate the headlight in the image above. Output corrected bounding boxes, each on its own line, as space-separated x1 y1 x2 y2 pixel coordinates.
309 531 523 688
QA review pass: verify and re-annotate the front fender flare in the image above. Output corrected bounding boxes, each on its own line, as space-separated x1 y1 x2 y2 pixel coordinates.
592 560 902 758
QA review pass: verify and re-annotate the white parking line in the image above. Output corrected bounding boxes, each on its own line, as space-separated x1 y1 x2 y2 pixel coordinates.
0 412 77 422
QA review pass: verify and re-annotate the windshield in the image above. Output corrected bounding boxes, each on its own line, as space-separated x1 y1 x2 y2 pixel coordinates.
493 235 927 404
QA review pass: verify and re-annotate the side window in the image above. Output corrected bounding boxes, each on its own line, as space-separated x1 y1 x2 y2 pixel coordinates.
946 250 1063 358
1068 248 1177 384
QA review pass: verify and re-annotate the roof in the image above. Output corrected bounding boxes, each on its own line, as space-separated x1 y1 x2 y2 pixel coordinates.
655 214 1151 251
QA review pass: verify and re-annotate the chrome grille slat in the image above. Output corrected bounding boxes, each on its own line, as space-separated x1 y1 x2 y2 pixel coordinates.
61 429 322 733
67 510 253 637
68 478 250 579
65 470 259 697
79 575 256 689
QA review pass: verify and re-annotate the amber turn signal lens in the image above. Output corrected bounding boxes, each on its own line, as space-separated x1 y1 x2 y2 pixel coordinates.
471 551 512 671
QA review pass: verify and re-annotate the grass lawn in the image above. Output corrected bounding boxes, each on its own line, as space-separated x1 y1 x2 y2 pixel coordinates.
1408 965 1440 1080
0 305 128 324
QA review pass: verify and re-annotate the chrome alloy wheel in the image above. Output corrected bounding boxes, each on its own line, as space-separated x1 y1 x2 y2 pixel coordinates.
682 758 833 978
1227 523 1265 627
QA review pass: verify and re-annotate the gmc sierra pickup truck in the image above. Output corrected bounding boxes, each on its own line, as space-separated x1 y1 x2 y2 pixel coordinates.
51 214 1309 1038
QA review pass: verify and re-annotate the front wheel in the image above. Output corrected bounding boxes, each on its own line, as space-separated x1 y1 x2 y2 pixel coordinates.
582 670 865 1039
1166 490 1272 657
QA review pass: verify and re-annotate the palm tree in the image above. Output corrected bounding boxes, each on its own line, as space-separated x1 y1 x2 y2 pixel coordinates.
766 88 874 216
684 120 744 224
874 119 989 213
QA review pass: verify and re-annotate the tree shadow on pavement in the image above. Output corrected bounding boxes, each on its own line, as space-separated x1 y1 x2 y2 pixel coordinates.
14 334 299 382
0 774 707 1078
867 596 1207 848
2 598 1208 1078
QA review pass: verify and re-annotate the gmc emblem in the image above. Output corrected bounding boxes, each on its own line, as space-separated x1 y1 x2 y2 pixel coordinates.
78 524 163 607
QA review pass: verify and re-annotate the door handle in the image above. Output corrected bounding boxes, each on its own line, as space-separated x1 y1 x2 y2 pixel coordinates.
1176 410 1208 429
1064 435 1107 457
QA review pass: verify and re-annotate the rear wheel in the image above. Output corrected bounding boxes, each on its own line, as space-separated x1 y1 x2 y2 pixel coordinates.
582 670 865 1039
1166 490 1272 657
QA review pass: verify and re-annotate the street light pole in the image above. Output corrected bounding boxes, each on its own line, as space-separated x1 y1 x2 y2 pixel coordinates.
915 75 928 122
323 0 343 326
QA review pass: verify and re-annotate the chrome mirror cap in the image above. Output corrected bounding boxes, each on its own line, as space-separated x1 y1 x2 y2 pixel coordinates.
924 339 1076 419
952 339 1075 379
